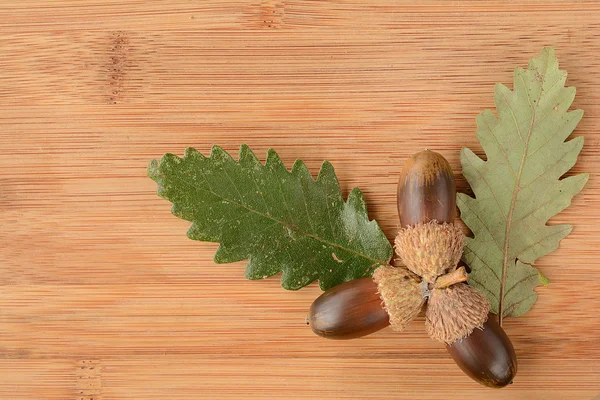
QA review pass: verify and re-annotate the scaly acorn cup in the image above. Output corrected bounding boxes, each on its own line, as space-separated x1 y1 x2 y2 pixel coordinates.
372 265 424 332
395 221 464 283
425 283 489 343
307 150 517 389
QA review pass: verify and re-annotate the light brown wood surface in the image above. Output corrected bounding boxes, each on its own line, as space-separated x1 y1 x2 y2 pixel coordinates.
1 1 599 399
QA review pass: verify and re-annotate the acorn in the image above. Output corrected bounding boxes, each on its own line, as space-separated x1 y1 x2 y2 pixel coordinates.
308 277 389 340
395 150 463 282
447 314 517 388
396 149 456 227
307 150 518 388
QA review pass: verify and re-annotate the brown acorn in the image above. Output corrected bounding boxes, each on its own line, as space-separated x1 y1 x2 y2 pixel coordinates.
397 149 456 227
395 150 463 282
308 277 389 340
447 315 518 388
308 267 425 340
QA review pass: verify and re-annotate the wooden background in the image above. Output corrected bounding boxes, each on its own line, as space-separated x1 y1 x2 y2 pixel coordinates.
1 1 599 399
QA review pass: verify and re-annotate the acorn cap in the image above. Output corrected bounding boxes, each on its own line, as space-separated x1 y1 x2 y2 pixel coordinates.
373 265 424 332
394 221 464 283
425 283 490 344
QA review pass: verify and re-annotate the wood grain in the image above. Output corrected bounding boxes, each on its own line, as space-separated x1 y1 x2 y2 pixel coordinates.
1 1 599 399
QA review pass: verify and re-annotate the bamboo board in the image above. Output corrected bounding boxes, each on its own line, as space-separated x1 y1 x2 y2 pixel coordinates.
1 1 599 399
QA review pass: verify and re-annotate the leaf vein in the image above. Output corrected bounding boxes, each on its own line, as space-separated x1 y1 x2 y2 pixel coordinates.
527 115 577 158
499 89 524 143
460 197 504 252
277 179 297 228
518 146 575 192
466 276 499 300
482 117 517 179
465 248 501 282
464 154 507 221
247 166 272 215
503 271 539 298
322 176 338 242
503 293 537 316
515 225 571 260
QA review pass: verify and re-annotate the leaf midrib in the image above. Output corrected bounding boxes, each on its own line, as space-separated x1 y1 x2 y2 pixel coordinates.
168 168 387 266
498 61 548 324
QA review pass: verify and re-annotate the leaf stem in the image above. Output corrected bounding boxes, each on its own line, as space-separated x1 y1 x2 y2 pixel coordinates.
434 266 468 289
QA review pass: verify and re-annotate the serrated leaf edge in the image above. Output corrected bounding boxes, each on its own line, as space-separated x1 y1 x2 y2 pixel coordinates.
148 145 392 289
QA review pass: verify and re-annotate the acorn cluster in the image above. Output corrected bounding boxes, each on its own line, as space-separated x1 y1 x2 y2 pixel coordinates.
308 150 517 388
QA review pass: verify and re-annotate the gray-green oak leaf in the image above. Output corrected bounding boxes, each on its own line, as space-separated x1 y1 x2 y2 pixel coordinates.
148 145 392 290
458 47 588 322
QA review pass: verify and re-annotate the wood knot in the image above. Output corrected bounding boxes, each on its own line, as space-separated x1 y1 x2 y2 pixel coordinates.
253 0 285 29
107 31 130 104
76 360 102 400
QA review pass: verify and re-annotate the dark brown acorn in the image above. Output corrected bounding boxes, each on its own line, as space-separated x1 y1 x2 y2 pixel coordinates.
308 278 388 339
307 150 518 388
447 314 518 388
397 149 456 227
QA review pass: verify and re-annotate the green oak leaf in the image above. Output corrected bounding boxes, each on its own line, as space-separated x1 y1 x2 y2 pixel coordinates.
148 145 392 290
458 47 588 322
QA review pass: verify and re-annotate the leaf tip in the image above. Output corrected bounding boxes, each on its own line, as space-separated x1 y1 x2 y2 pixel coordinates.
291 159 312 179
239 143 251 154
568 172 590 194
184 147 200 159
347 187 368 214
209 144 225 154
265 148 285 170
147 159 160 179
538 270 550 286
213 245 227 264
540 46 555 58
456 192 474 206
581 172 590 184
238 144 262 168
238 143 255 161
571 107 584 121
531 46 556 67
317 160 337 181
494 82 512 97
209 145 235 164
459 147 470 161
280 271 311 291
348 186 364 200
